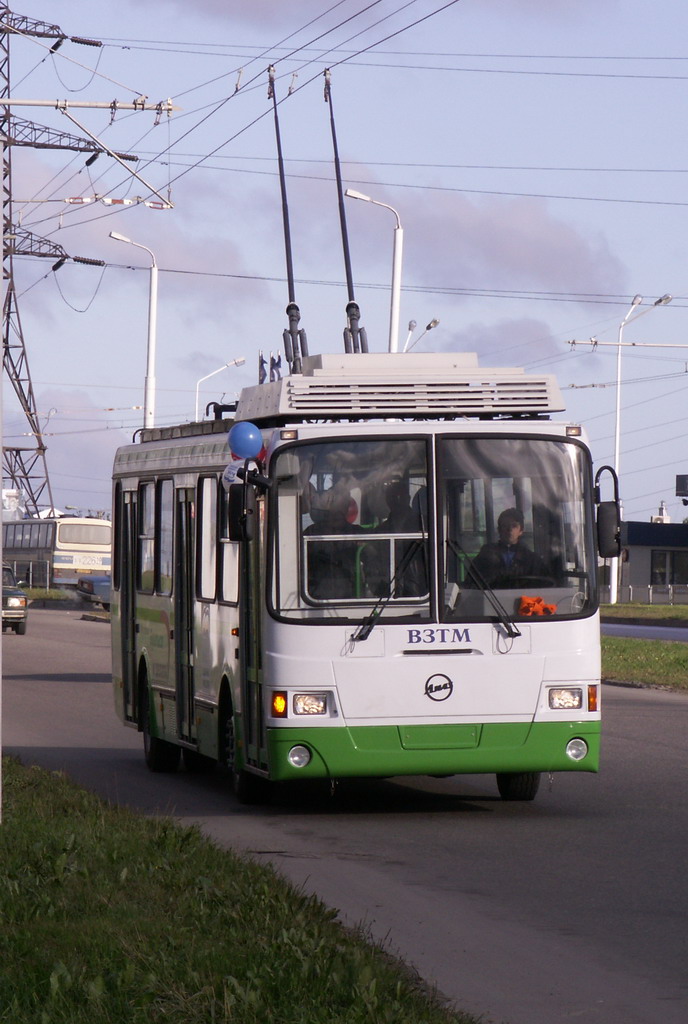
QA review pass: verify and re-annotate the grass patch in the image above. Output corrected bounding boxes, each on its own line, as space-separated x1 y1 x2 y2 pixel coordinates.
0 758 475 1024
601 603 688 622
602 636 688 690
24 588 76 602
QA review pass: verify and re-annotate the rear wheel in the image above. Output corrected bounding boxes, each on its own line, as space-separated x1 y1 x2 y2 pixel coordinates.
496 771 541 801
219 698 268 804
141 680 181 773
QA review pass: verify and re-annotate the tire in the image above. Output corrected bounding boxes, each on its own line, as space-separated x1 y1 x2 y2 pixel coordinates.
496 771 541 801
219 699 269 804
141 682 181 773
13 621 27 635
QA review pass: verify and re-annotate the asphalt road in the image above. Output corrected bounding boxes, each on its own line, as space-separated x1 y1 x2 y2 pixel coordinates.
602 621 688 642
2 609 687 1024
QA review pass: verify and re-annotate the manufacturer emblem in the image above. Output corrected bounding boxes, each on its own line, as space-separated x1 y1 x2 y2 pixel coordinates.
424 673 454 701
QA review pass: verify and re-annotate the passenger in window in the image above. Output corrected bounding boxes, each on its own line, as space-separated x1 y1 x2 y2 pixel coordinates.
366 476 428 598
304 486 362 600
469 507 548 587
379 476 421 533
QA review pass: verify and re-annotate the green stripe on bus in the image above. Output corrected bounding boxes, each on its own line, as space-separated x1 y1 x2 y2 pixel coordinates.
265 721 600 781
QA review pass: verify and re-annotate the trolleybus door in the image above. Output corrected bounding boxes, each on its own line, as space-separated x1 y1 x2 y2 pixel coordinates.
239 494 265 769
119 489 138 723
175 487 196 743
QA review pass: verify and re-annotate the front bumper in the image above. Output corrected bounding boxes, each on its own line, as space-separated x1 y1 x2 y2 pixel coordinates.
264 720 601 781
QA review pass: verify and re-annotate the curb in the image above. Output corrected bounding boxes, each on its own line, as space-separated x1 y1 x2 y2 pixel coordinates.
602 678 676 691
601 616 688 629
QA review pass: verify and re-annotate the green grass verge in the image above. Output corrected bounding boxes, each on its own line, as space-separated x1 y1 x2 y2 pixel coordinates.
602 636 688 690
0 758 476 1024
24 588 76 602
601 603 688 622
601 603 688 689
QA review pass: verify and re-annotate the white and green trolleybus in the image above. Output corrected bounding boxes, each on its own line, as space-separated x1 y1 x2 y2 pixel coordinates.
112 351 619 802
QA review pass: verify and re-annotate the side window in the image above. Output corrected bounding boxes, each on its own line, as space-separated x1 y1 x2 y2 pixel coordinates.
137 482 155 593
198 476 218 600
650 550 669 586
672 551 688 585
156 479 174 595
219 486 240 604
113 482 122 591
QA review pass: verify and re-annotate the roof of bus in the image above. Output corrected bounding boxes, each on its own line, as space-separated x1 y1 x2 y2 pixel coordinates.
235 352 564 424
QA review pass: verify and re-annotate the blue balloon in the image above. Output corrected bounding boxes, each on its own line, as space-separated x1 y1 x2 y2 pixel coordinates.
228 421 263 459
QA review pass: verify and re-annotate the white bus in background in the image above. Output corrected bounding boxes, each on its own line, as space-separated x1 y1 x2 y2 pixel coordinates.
111 352 619 803
2 516 112 589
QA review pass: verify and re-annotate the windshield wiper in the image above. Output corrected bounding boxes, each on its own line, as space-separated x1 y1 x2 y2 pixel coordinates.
349 538 427 644
446 538 521 640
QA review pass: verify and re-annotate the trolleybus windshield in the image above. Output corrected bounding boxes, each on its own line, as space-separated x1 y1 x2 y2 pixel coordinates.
270 433 595 625
270 437 431 623
439 435 595 621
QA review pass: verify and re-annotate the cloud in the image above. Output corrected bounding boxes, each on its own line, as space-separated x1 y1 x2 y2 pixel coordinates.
412 193 626 296
31 389 131 513
427 315 561 364
125 0 613 34
126 0 348 32
344 183 627 300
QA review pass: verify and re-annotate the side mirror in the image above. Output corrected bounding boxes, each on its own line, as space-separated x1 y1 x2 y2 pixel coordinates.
597 501 620 558
594 465 621 558
228 483 256 542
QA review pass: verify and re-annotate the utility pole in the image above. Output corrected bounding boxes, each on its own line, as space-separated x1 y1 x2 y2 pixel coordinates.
569 330 687 603
0 6 173 514
0 4 176 823
0 5 89 514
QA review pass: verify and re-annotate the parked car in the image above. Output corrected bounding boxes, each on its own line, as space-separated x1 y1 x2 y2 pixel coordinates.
2 563 28 635
76 574 111 611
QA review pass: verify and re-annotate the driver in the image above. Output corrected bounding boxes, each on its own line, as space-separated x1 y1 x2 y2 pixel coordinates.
468 507 548 587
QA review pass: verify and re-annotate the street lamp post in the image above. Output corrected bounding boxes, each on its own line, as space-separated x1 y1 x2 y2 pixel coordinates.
404 318 440 353
109 231 158 429
345 189 403 353
194 357 246 421
608 292 672 604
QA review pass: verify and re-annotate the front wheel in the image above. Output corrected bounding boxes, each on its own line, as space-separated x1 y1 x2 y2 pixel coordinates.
13 621 27 635
496 772 541 801
141 682 181 773
219 700 269 804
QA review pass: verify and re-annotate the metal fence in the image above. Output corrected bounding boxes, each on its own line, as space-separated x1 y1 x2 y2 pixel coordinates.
4 559 51 589
602 584 688 605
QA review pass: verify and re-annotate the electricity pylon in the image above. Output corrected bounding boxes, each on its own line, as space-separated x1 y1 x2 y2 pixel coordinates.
0 6 105 513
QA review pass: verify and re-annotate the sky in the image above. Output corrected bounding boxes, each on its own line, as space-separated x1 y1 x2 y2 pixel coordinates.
3 0 688 522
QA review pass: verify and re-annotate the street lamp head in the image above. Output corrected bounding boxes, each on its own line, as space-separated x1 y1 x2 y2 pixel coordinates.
631 294 643 306
109 230 131 243
426 319 440 331
345 188 372 203
655 294 672 306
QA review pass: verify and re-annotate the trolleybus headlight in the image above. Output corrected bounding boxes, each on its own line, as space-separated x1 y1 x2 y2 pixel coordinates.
293 693 328 716
549 687 583 710
566 738 588 761
287 745 311 768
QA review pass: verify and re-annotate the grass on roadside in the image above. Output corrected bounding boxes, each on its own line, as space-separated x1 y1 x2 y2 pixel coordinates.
602 636 688 690
0 757 476 1024
23 588 77 602
601 603 688 690
600 602 688 622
